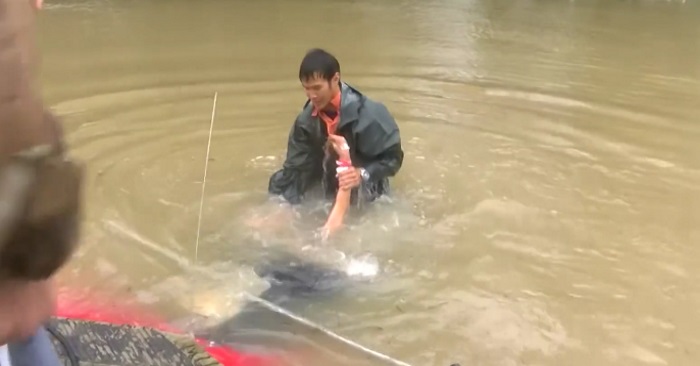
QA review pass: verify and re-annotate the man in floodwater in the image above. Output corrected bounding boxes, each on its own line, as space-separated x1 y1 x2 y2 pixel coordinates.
215 49 401 358
0 0 85 365
267 48 404 236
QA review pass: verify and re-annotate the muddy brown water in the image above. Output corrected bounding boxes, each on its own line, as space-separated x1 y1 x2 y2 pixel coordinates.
38 0 699 365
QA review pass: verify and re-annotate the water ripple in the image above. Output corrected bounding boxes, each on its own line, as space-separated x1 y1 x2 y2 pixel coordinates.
44 0 700 364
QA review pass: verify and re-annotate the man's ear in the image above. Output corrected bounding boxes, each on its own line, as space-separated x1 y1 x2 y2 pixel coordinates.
332 72 340 84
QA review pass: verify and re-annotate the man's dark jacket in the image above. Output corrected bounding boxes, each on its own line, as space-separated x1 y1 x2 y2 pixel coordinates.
268 82 403 204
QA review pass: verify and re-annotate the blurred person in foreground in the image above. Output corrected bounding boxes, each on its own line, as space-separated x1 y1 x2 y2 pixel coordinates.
0 0 84 364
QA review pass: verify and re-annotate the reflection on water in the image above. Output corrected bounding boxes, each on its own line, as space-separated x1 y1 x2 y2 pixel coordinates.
40 0 700 365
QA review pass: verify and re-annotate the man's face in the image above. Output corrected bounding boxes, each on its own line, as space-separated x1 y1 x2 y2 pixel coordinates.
301 72 339 110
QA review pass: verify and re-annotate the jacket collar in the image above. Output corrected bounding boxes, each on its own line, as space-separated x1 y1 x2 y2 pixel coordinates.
301 81 363 130
338 82 362 128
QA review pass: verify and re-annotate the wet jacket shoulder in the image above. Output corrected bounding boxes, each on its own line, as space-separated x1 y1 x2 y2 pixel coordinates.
0 0 85 281
346 88 403 182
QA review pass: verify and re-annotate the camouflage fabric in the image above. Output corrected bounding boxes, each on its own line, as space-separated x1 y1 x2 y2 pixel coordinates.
46 317 223 366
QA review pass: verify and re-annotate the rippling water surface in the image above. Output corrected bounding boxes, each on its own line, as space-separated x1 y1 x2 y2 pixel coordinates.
39 0 700 365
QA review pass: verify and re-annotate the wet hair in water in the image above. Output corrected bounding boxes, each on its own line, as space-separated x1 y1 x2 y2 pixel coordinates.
299 48 340 82
321 139 334 196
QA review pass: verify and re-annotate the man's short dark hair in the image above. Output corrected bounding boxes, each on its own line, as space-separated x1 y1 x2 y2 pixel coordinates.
299 48 340 82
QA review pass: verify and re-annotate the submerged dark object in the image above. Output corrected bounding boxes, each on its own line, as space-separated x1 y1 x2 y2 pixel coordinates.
253 251 349 304
203 251 355 350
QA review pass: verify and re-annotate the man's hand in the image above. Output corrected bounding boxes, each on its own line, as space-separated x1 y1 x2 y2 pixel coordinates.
338 167 361 190
327 134 349 158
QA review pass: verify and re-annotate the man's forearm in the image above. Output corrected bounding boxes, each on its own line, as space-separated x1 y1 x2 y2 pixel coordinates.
361 144 404 182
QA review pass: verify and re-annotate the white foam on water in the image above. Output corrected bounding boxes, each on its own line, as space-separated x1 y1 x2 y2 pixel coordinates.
345 254 380 278
300 244 380 279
